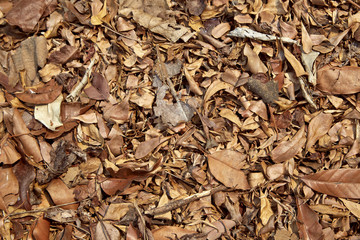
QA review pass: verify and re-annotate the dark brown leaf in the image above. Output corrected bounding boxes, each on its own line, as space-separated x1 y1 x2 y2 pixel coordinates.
84 72 110 100
16 79 63 104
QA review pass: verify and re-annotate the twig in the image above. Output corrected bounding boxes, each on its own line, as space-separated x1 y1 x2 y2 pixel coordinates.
6 199 88 218
228 28 300 46
66 58 96 102
101 23 143 43
155 45 180 102
145 185 227 215
298 76 318 109
348 0 360 9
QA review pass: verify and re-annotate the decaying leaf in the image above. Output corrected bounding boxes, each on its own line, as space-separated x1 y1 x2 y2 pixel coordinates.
247 75 279 104
154 85 194 126
207 150 250 190
302 169 360 199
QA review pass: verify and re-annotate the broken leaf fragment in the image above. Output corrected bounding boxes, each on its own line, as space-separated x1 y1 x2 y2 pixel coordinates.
153 86 194 126
34 94 63 131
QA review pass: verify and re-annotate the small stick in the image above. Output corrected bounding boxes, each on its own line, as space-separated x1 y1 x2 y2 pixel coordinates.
298 76 318 109
145 185 227 216
348 0 360 9
66 58 96 102
228 28 300 46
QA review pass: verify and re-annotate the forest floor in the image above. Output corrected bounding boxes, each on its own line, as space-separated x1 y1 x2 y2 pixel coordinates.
0 0 360 239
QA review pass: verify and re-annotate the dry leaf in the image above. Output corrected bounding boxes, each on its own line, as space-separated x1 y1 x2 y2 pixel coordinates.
296 198 324 240
302 169 360 199
34 94 63 131
152 226 196 240
306 112 333 150
244 43 268 74
317 65 360 94
271 125 306 163
207 150 250 190
84 73 110 100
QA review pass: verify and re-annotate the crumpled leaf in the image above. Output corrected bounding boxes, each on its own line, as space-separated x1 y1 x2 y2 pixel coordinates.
302 169 360 199
102 97 129 124
48 45 80 65
306 112 333 150
95 221 121 240
296 198 323 240
153 85 194 126
13 159 35 210
91 0 107 25
260 192 274 225
6 0 46 32
0 167 19 206
207 150 250 190
317 65 360 94
12 109 43 162
84 73 110 100
186 0 206 16
131 9 190 42
203 219 236 240
0 135 21 164
34 94 63 131
247 75 278 104
271 125 306 163
16 79 63 105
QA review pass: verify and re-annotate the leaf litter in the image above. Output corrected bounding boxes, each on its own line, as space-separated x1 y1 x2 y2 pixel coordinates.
1 0 360 239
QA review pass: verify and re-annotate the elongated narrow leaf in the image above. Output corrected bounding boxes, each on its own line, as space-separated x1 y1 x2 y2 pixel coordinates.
302 169 360 199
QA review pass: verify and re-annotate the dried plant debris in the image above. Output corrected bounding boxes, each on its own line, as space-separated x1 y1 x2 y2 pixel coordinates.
2 0 360 239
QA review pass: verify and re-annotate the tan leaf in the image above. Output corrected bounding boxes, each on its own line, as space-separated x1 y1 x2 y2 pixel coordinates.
340 198 360 219
260 192 274 225
207 150 250 190
271 125 306 163
46 179 78 210
219 108 242 128
306 112 333 150
204 80 233 103
283 47 307 77
317 65 360 94
301 22 313 53
302 169 360 199
244 43 267 74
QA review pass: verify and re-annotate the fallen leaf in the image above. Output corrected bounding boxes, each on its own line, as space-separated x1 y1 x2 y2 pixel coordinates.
84 73 110 100
296 198 323 240
31 214 50 240
340 198 360 219
34 94 63 131
16 79 63 105
202 219 236 240
186 0 206 16
302 169 360 199
47 179 78 210
6 0 46 32
306 112 333 150
283 47 307 77
271 125 306 163
207 150 250 190
152 226 197 240
317 65 360 94
244 43 268 74
90 0 107 25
